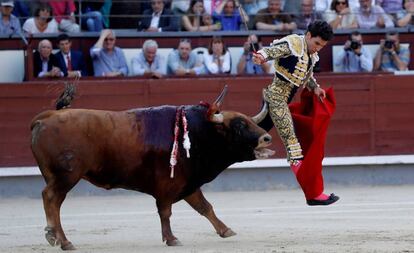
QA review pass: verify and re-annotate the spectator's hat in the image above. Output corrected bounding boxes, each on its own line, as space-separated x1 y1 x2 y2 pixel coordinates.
1 1 14 7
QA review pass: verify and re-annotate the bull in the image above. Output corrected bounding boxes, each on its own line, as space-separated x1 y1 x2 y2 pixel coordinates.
30 85 273 250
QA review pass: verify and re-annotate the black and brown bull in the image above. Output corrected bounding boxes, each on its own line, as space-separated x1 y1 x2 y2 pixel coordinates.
30 85 273 250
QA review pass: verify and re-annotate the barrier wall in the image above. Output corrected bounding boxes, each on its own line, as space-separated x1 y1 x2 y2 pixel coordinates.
0 73 413 167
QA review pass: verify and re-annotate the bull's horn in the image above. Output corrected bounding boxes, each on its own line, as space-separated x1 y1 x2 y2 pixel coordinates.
213 84 228 107
211 113 224 123
252 100 268 123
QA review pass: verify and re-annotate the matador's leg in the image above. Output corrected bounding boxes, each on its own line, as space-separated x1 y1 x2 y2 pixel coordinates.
264 80 339 205
263 80 303 165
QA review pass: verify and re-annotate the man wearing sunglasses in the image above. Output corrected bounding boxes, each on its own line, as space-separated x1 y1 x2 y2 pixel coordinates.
90 29 128 77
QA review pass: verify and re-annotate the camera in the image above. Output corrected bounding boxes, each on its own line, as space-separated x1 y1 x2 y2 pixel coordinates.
250 43 259 52
384 40 394 49
349 40 361 50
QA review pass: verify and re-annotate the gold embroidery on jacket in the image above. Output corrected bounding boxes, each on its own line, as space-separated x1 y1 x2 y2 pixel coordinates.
263 79 303 162
263 42 291 60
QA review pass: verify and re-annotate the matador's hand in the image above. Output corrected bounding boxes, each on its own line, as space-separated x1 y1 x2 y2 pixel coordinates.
252 52 266 65
314 87 326 102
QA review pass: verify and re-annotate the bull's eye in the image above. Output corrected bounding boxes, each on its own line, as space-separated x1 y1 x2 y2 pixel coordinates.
236 120 247 131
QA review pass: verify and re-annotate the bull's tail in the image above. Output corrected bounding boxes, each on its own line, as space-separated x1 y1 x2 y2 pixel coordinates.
56 82 76 110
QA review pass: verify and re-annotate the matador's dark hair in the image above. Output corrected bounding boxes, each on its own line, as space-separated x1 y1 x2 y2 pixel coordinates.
307 20 334 41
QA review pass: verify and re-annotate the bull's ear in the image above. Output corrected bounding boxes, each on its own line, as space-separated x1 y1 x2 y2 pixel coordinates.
207 85 228 123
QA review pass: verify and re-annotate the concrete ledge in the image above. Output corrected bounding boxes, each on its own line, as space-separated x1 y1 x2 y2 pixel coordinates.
1 155 414 177
1 155 414 198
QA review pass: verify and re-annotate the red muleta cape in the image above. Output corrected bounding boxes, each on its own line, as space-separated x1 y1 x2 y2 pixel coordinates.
289 88 336 200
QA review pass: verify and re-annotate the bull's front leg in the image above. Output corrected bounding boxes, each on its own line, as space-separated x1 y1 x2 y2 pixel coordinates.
184 188 236 238
156 200 182 246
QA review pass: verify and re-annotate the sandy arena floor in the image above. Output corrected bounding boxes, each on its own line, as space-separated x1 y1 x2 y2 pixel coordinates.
1 185 414 253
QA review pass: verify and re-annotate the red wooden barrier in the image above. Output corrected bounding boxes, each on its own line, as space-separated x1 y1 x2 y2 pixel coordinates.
0 73 413 167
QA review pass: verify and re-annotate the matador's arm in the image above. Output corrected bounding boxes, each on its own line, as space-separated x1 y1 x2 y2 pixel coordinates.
307 75 320 91
257 41 292 61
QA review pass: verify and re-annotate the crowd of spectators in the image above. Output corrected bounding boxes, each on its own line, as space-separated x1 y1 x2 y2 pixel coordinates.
2 0 414 35
0 0 412 79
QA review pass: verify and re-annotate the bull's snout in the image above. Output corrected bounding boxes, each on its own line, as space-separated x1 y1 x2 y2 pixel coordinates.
258 133 272 148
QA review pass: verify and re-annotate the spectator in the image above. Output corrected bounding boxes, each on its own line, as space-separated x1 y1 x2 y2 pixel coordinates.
334 31 373 72
167 39 204 76
317 0 369 12
323 0 358 29
0 0 21 36
315 0 331 13
90 29 128 77
353 0 394 28
55 33 88 78
171 0 190 14
241 0 267 15
213 0 249 31
138 0 179 32
374 31 410 71
11 0 30 24
48 0 80 33
33 39 62 78
396 0 414 27
376 0 403 15
204 36 231 74
254 0 297 31
181 0 221 31
131 39 165 78
79 0 112 32
282 0 301 15
293 0 323 30
237 34 271 74
204 0 224 15
202 12 217 28
22 4 58 34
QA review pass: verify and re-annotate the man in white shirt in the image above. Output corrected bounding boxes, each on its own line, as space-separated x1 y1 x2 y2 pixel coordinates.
138 0 179 31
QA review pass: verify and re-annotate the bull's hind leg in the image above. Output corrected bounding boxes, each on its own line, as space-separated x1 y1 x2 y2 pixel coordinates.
184 189 236 238
42 175 80 250
156 200 182 246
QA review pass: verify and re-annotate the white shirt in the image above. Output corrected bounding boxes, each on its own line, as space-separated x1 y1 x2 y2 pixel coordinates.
38 60 49 77
203 51 231 74
22 18 59 34
150 12 161 29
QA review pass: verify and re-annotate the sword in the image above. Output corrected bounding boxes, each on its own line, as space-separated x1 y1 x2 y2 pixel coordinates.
237 3 266 64
237 3 257 52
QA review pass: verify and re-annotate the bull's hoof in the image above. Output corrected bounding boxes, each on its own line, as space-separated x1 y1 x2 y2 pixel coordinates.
166 239 182 246
61 241 76 251
219 228 237 238
45 228 58 247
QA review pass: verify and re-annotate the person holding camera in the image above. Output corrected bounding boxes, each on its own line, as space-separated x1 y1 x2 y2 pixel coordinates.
237 34 270 75
334 31 373 72
374 31 410 72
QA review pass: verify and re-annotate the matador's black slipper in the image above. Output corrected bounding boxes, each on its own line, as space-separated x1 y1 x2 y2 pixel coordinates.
306 193 339 206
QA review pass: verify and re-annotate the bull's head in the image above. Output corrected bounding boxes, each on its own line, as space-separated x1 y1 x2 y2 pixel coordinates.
207 86 274 161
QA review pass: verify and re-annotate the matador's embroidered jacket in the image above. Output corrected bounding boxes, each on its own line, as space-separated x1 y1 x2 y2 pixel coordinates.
257 34 320 90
